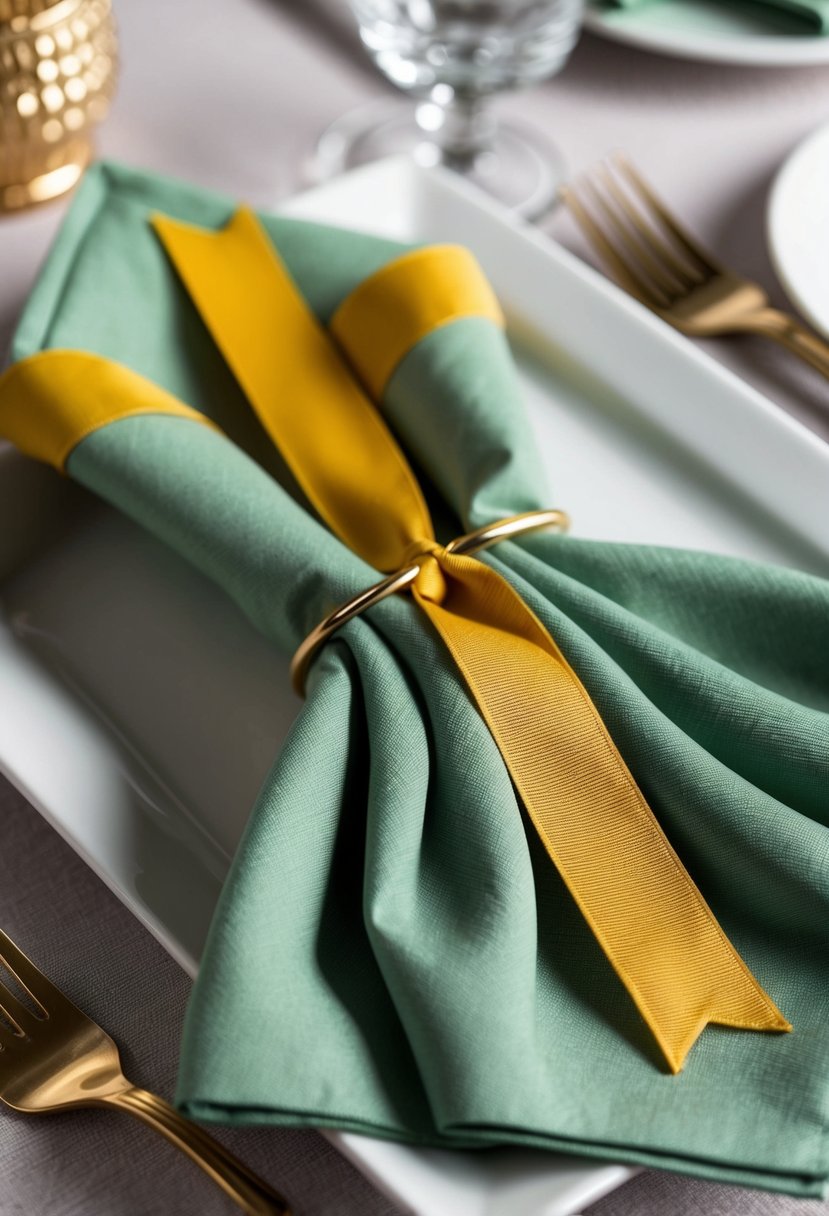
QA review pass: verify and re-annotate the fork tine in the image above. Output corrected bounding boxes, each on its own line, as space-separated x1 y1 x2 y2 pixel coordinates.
559 183 665 311
595 164 704 293
614 154 722 277
581 172 680 302
0 928 58 1013
0 1016 27 1060
0 980 37 1036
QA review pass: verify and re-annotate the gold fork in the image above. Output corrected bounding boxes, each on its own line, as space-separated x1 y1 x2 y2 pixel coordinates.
560 155 829 380
0 926 291 1215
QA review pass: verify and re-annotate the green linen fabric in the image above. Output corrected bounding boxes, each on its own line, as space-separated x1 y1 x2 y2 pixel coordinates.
600 0 829 35
7 161 829 1195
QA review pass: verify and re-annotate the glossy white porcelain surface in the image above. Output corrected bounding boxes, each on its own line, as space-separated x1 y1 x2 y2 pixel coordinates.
768 121 829 341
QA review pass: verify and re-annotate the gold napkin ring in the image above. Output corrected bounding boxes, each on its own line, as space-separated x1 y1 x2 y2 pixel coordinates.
291 508 569 696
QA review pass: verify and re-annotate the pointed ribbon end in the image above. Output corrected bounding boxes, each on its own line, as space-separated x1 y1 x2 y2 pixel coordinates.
659 994 792 1076
151 206 262 261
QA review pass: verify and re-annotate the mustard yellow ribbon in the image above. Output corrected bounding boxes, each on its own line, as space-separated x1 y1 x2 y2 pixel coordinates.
0 209 790 1072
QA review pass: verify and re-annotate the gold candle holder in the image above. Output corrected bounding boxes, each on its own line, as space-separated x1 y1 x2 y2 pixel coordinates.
0 0 118 213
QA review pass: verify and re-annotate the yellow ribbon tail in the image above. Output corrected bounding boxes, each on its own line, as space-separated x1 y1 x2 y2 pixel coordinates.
416 552 790 1073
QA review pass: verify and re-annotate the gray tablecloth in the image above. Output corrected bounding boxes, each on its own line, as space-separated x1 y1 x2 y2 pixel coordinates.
1 1 827 1212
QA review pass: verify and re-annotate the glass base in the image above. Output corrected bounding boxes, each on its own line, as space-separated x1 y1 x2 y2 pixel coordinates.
312 98 564 222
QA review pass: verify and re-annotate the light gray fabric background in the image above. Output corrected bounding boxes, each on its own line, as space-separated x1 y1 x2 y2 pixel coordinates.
1 1 828 1212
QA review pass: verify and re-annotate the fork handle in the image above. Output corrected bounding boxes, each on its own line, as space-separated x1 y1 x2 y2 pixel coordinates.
744 308 829 380
102 1087 291 1214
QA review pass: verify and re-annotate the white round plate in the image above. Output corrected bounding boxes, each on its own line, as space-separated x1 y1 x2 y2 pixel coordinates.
768 121 829 339
584 0 829 65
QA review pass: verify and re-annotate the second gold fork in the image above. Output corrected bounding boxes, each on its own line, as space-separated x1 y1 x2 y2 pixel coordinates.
561 155 829 380
0 926 291 1215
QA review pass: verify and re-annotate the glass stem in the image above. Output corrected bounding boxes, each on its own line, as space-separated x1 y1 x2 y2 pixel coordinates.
415 93 497 167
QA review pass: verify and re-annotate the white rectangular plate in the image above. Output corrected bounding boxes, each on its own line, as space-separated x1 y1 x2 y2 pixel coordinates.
1 158 827 1216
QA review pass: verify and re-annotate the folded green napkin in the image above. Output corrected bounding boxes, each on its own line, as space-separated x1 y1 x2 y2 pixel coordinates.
7 162 829 1195
601 0 829 35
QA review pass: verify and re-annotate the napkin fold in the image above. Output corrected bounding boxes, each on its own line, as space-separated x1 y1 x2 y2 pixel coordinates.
601 0 829 35
3 162 829 1195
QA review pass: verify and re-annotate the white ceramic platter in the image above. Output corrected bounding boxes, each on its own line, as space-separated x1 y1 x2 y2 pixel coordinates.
768 120 829 340
2 157 828 1216
584 0 829 65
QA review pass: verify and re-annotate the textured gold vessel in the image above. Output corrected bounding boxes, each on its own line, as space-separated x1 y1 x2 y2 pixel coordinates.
0 0 117 213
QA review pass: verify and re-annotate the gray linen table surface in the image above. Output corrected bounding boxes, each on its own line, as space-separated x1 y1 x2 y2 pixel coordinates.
1 1 828 1213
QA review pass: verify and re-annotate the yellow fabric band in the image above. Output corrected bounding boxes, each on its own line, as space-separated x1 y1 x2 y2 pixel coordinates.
0 210 790 1073
0 348 216 470
330 244 504 399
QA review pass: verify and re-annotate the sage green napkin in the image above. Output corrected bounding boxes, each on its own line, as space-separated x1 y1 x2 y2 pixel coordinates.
600 0 829 35
8 162 829 1196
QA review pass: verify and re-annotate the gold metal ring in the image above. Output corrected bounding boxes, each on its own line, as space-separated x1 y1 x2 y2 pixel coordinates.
290 508 569 696
444 508 569 557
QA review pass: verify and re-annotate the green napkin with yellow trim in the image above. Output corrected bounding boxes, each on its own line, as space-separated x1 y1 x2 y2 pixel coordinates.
4 161 829 1195
600 0 829 35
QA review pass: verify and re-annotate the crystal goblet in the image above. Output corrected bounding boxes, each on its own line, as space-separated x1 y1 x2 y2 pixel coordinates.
315 0 584 220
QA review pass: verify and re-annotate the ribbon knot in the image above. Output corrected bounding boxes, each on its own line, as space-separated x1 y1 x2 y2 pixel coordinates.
400 537 448 603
